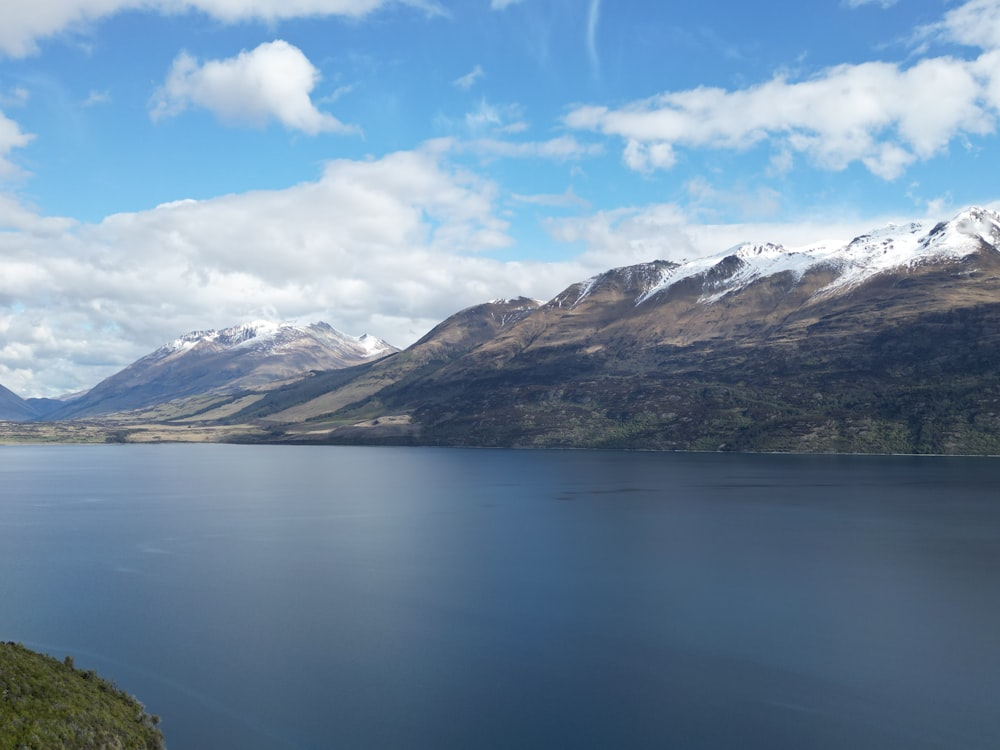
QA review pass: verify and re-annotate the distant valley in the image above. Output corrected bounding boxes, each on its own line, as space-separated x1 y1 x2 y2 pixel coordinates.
4 206 1000 454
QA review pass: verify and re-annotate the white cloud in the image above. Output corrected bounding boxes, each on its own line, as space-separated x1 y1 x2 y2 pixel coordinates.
622 139 675 172
0 0 443 58
83 89 112 107
453 64 485 91
567 51 997 180
684 177 783 219
0 87 30 107
0 147 595 397
586 0 601 72
543 201 911 272
2 137 985 399
512 187 589 209
0 193 75 233
491 0 526 9
842 0 897 8
464 99 528 134
0 111 34 179
545 204 701 269
931 0 1000 51
458 135 603 161
976 50 1000 110
150 40 358 135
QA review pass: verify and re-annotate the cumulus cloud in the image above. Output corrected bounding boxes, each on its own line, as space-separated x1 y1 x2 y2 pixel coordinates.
0 147 594 397
0 138 971 399
0 0 443 58
0 193 75 234
622 139 675 173
150 40 357 135
567 50 997 180
545 204 701 269
931 0 1000 51
543 201 904 272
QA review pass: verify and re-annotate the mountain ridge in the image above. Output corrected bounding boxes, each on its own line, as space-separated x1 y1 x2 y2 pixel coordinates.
39 321 397 421
6 205 1000 453
252 206 1000 453
0 382 37 421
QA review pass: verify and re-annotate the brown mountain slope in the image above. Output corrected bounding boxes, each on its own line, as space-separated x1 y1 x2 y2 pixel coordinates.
229 297 541 426
44 321 396 421
261 208 1000 453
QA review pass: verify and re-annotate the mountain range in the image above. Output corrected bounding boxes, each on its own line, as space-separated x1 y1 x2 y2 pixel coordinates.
0 322 396 422
4 206 1000 454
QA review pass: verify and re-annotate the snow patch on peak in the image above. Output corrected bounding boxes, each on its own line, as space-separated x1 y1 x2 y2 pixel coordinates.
355 333 395 358
633 207 999 306
701 243 813 303
941 206 1000 250
490 296 542 305
731 241 786 258
560 261 677 308
570 275 601 307
485 298 542 326
636 246 808 305
813 222 927 296
220 321 288 348
151 320 395 362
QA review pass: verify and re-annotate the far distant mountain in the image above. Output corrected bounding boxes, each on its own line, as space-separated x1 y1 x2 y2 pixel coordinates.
238 206 1000 454
0 382 37 421
25 396 78 419
44 321 397 420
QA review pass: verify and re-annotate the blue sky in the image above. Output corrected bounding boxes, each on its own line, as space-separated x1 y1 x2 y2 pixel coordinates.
2 0 1000 396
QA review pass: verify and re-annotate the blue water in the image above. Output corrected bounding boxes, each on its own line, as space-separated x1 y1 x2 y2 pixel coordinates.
1 445 998 749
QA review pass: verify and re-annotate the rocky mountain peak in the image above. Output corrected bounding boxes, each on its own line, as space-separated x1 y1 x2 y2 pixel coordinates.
39 320 398 420
552 260 679 309
632 206 1000 306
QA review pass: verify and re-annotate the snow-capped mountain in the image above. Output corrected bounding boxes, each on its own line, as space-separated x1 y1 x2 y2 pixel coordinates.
45 321 397 420
240 207 1000 454
149 321 394 366
504 206 1000 355
565 206 1000 308
20 206 1000 454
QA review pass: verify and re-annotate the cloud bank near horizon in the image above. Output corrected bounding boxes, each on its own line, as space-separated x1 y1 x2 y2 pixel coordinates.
2 0 1000 397
5 141 983 398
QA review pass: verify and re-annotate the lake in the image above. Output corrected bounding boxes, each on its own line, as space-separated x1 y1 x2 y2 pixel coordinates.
1 444 998 748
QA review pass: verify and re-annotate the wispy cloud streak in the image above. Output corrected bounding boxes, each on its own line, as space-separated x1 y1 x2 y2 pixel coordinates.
587 0 602 75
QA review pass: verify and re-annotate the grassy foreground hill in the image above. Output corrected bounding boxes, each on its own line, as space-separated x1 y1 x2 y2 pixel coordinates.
0 642 164 750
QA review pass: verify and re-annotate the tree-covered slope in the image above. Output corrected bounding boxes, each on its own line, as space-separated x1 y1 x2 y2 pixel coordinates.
0 642 164 750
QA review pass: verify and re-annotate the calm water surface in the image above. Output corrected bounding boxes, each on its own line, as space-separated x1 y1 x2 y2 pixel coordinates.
1 445 998 749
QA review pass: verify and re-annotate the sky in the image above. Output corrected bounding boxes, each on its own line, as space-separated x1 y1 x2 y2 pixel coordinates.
2 0 1000 398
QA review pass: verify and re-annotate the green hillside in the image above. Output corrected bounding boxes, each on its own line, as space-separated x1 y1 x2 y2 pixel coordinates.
0 642 164 750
